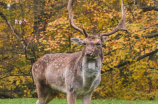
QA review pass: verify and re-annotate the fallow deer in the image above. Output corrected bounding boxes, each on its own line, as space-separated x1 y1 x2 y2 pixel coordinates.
32 0 128 104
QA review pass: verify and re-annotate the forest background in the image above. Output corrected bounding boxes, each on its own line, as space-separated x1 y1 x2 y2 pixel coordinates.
0 0 158 100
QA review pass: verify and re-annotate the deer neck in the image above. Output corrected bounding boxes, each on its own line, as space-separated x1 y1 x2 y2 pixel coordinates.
80 54 102 88
81 56 102 75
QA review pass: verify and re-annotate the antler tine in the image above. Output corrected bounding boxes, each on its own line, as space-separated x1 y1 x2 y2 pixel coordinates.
82 25 88 37
100 0 128 37
68 0 88 37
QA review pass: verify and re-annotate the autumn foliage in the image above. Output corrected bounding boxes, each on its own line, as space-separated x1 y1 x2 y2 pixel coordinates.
0 0 158 100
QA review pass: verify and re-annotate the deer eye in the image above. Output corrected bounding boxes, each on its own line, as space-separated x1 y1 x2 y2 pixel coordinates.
83 43 86 46
96 43 101 47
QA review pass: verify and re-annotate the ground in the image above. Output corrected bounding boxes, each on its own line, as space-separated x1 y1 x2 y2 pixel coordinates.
0 98 158 104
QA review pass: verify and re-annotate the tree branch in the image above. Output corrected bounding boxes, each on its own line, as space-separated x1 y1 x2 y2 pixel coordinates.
0 11 26 48
117 49 158 68
139 23 158 31
105 48 158 72
0 74 32 80
142 33 158 38
140 6 158 12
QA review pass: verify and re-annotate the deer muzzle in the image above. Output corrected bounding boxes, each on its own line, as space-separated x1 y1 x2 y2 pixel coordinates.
86 52 91 56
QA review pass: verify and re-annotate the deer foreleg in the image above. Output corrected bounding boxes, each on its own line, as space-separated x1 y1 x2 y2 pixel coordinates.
82 92 92 104
67 91 76 104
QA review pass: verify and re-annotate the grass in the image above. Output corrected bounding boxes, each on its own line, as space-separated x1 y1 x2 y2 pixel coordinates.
0 98 158 104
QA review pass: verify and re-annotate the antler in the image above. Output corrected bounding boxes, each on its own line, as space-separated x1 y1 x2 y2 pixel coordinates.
68 0 88 37
100 0 128 37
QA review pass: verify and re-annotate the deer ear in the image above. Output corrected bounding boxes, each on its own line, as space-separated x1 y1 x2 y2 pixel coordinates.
101 36 108 42
71 38 83 45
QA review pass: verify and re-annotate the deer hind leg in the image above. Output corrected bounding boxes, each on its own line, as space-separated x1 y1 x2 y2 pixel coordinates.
36 81 56 104
82 92 92 104
45 91 58 104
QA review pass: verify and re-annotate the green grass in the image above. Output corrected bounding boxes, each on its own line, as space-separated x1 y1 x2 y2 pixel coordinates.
0 98 158 104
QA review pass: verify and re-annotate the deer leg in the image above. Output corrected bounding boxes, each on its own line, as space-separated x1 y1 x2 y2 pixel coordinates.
36 81 55 104
82 92 92 104
67 91 76 104
45 91 58 104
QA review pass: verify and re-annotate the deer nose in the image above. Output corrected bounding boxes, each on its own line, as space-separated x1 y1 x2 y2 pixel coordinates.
86 53 91 56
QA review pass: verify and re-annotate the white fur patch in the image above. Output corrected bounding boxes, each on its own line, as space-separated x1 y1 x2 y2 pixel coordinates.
88 62 96 71
50 84 67 94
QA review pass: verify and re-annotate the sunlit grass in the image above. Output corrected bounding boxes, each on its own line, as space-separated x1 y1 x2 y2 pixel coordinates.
0 98 158 104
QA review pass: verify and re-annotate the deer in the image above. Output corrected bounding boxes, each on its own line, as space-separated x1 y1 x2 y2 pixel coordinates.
32 0 128 104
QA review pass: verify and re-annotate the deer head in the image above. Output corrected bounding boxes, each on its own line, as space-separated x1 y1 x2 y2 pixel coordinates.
68 0 128 59
71 35 104 60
